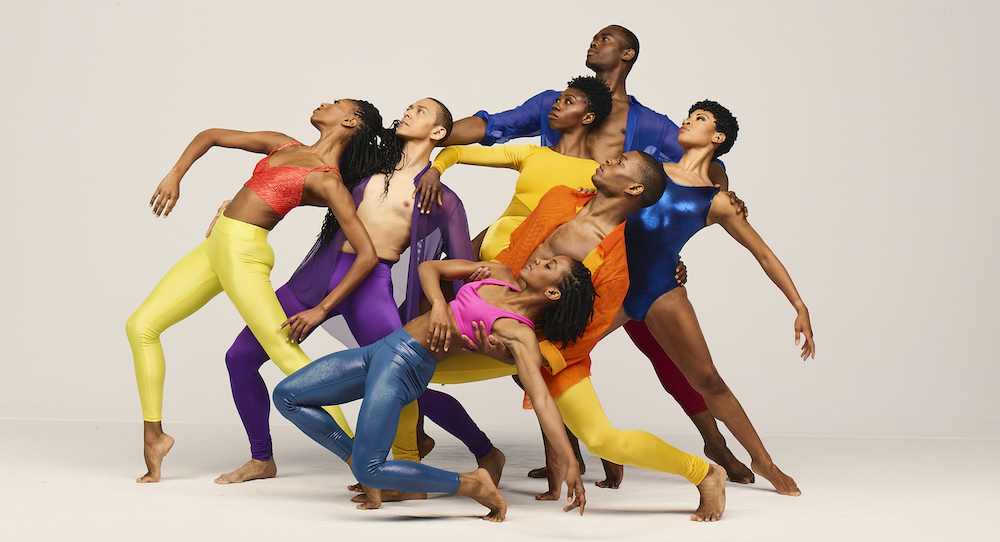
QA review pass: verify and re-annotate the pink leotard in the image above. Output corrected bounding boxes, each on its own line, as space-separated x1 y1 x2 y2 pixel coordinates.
449 279 535 346
244 141 341 216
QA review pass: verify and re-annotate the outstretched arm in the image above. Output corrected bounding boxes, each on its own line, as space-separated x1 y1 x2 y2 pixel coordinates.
709 194 815 359
280 174 377 342
150 129 293 217
493 321 585 515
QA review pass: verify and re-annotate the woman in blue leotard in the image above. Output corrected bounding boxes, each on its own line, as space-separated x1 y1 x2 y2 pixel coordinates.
621 100 815 496
273 256 596 521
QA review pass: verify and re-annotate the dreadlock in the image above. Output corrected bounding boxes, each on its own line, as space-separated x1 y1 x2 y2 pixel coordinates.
318 99 404 244
540 259 597 346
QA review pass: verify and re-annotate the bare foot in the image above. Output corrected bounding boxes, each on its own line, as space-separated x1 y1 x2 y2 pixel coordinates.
527 466 548 478
704 445 754 484
534 490 559 501
751 460 800 496
691 464 726 522
352 489 427 503
595 459 623 489
355 485 382 510
418 433 435 459
214 458 277 484
477 447 506 486
347 482 364 492
137 423 173 483
458 468 506 522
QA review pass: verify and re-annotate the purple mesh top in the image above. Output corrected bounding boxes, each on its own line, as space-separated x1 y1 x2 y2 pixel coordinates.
287 163 474 327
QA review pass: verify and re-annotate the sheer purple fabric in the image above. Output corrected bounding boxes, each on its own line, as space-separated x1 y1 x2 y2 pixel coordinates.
287 163 474 337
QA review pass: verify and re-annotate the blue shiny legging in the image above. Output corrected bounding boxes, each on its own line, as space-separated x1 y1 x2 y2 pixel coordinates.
273 328 461 494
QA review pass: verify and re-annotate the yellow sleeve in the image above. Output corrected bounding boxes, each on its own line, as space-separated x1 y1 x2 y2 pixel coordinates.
431 145 533 174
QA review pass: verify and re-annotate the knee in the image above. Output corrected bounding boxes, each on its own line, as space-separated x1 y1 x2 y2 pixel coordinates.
272 381 297 416
579 430 617 459
351 457 383 488
689 369 729 397
125 310 154 344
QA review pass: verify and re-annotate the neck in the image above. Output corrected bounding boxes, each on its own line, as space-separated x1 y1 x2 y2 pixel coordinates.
675 145 716 181
593 66 630 100
505 288 549 323
576 191 634 233
398 137 435 170
550 126 591 159
309 128 351 165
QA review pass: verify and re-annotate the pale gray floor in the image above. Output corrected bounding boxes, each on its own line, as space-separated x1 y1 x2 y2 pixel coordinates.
2 419 996 542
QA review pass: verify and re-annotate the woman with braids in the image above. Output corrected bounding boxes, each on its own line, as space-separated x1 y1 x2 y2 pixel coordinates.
273 256 595 522
126 99 392 483
407 76 611 476
214 98 475 485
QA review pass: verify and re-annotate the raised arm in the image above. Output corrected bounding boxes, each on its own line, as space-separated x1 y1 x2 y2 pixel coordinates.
280 173 377 342
492 320 585 514
708 194 815 359
150 129 293 217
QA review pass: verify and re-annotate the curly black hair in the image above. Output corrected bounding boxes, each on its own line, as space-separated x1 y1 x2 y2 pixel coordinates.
318 99 404 244
567 75 613 127
540 259 597 346
689 100 738 158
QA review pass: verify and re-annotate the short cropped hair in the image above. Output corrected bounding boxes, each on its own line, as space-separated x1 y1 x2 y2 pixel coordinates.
426 97 454 141
567 76 613 126
689 100 738 158
609 25 640 64
633 151 667 207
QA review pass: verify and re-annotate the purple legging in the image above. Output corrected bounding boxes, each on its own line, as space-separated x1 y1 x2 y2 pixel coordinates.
418 389 493 459
225 252 401 461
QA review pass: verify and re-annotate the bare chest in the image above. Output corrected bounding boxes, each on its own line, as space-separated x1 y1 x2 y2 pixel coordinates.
532 218 604 263
586 107 629 163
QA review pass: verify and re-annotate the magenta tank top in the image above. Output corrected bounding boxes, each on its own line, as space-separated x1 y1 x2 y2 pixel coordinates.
449 279 535 346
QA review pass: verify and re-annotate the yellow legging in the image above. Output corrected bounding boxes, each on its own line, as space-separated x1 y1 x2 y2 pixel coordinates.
557 378 708 485
125 213 352 434
417 358 707 484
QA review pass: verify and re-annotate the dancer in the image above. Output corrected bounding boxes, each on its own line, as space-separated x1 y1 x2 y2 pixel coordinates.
126 99 390 483
416 24 752 486
214 98 474 484
273 256 595 521
616 101 814 495
431 151 728 522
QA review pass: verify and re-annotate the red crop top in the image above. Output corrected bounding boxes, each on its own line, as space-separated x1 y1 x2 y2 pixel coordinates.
244 141 341 216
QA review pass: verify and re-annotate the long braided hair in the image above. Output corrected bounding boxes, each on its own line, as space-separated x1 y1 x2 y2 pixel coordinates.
540 259 597 346
318 99 404 244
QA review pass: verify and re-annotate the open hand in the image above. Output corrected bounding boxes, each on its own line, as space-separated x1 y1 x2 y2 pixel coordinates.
794 309 815 360
280 306 327 343
150 173 181 217
413 167 443 214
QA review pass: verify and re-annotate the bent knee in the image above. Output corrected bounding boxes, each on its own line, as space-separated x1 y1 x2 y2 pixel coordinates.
579 431 618 459
125 311 157 344
272 382 297 414
351 459 384 488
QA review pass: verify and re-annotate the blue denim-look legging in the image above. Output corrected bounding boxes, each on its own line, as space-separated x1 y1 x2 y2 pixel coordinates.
273 327 461 494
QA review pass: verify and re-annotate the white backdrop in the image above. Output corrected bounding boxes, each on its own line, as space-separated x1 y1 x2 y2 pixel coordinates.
1 0 997 441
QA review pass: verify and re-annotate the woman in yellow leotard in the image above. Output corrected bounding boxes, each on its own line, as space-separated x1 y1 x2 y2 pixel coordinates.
431 76 611 261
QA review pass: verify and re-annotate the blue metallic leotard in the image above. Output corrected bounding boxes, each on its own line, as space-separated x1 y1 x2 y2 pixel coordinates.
623 177 718 320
